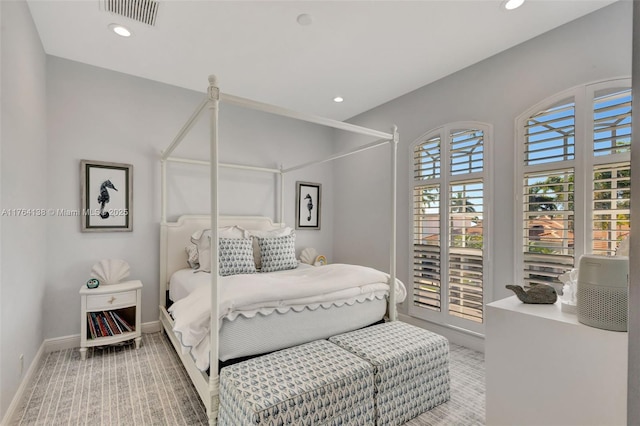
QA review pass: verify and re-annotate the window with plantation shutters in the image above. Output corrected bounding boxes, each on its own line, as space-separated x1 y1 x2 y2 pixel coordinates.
411 123 489 330
517 79 631 291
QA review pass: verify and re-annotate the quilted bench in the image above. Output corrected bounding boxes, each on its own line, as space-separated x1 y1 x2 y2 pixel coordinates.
329 321 450 426
218 339 375 425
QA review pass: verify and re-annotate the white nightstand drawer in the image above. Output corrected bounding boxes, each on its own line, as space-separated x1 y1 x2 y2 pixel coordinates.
86 290 136 310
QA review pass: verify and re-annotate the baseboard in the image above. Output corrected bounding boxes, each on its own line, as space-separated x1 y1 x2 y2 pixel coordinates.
0 320 163 425
43 320 162 353
1 340 45 426
43 334 81 353
141 320 161 334
398 313 485 353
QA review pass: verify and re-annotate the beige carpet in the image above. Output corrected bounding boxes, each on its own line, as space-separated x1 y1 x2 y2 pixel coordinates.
13 332 484 425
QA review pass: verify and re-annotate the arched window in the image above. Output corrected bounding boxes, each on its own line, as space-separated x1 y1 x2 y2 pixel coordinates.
410 122 491 331
516 79 631 290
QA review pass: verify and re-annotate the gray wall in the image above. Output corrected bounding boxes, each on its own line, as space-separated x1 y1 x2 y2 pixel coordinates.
332 1 632 348
44 57 336 340
629 2 639 423
0 0 48 417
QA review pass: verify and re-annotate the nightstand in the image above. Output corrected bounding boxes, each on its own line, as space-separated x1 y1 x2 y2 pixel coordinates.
79 280 142 360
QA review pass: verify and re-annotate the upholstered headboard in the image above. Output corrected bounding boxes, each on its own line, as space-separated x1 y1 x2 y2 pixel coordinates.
159 215 284 307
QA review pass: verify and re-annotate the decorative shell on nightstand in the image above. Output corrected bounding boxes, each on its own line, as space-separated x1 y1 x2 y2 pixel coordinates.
91 259 130 285
300 247 318 265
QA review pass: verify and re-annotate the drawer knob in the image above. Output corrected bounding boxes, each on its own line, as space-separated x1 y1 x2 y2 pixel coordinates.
108 296 116 304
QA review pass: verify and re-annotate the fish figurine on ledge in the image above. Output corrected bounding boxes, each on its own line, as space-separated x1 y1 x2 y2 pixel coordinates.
506 284 557 304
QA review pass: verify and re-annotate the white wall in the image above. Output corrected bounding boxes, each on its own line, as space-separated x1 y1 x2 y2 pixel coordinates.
0 0 48 417
332 1 632 347
44 57 335 339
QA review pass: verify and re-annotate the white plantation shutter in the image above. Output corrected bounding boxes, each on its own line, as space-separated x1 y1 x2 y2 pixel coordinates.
450 129 483 175
591 163 630 255
522 169 574 288
448 180 483 322
591 88 631 255
521 98 576 290
413 185 441 311
411 124 488 328
525 101 575 166
593 89 631 156
414 135 441 180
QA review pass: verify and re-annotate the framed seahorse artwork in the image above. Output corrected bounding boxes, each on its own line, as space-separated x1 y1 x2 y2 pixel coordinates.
80 160 133 232
295 181 321 230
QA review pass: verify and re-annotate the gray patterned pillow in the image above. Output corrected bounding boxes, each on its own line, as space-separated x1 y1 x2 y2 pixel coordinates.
219 238 257 276
258 232 298 273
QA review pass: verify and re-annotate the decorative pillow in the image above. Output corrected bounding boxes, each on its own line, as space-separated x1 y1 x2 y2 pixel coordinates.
185 243 199 269
257 232 298 273
218 238 257 276
195 237 256 275
247 227 293 269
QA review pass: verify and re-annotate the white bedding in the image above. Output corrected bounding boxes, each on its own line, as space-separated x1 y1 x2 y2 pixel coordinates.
169 263 314 303
168 263 406 371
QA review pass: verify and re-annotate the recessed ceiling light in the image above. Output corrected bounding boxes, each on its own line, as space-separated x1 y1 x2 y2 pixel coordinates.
109 23 132 37
333 96 344 103
296 14 313 26
503 0 525 10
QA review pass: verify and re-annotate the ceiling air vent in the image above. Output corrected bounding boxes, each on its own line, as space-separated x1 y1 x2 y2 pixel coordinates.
101 0 159 26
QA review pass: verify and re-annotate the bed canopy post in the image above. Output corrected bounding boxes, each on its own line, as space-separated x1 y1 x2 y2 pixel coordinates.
160 159 167 224
207 75 221 426
279 166 285 224
388 126 399 321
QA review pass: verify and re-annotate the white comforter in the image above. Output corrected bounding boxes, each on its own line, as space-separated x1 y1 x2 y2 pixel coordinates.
168 263 406 371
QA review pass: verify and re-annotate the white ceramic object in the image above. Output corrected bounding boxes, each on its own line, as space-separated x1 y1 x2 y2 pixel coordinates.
91 258 131 285
299 247 318 265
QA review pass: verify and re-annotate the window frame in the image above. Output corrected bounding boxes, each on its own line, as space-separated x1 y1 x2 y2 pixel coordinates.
409 121 492 335
514 78 631 289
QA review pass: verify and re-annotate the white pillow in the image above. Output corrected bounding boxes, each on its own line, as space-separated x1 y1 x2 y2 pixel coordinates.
191 226 247 243
191 226 248 272
246 227 293 270
185 243 199 269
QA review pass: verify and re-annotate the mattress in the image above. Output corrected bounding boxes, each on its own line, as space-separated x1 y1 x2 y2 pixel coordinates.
219 297 386 361
168 263 407 368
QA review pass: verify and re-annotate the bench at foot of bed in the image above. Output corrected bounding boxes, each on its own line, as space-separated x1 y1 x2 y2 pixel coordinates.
218 339 375 425
329 321 451 426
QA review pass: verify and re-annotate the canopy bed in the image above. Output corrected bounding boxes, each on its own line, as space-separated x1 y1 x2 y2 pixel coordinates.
159 76 400 424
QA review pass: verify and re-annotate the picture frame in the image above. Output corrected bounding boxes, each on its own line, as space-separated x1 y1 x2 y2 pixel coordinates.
295 181 321 230
80 160 133 232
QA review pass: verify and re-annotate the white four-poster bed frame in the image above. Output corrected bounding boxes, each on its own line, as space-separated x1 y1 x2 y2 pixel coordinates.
159 75 399 425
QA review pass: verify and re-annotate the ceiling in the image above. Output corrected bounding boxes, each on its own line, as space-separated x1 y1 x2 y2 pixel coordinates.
27 0 617 121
